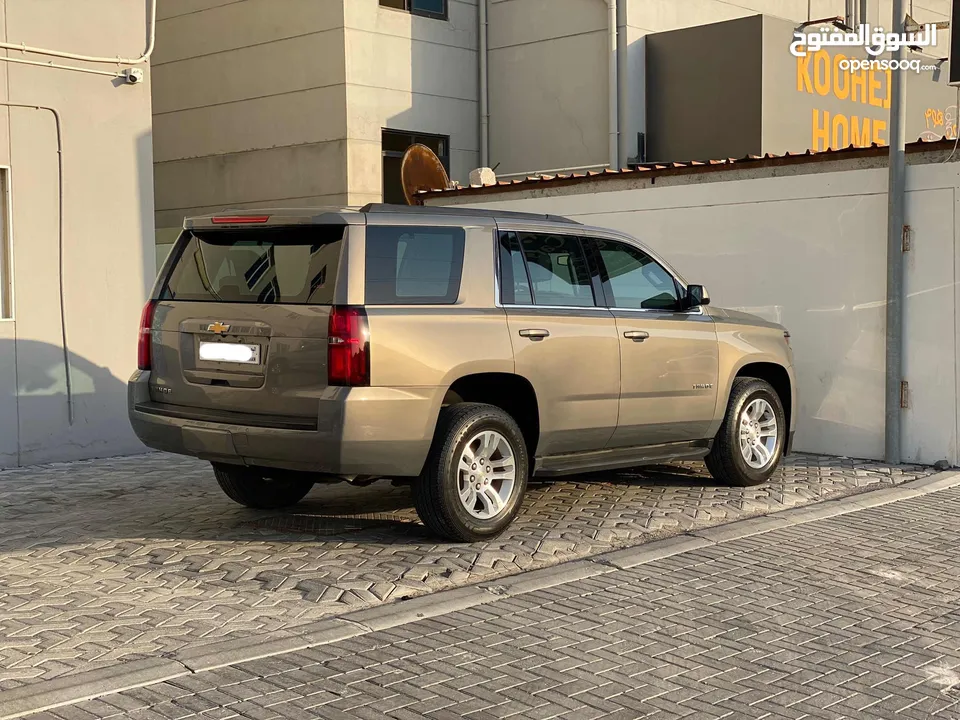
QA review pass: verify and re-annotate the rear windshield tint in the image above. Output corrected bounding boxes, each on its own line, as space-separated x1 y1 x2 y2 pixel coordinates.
364 225 465 305
160 227 343 305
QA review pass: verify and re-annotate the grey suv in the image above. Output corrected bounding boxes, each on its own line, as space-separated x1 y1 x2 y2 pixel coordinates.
129 204 796 542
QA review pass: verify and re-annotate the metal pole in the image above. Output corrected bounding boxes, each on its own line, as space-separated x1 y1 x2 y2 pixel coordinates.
478 0 489 167
884 0 907 464
606 0 619 170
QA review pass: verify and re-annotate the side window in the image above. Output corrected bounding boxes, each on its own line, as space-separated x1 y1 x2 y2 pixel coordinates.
519 232 595 307
593 239 681 311
498 231 533 305
365 225 465 304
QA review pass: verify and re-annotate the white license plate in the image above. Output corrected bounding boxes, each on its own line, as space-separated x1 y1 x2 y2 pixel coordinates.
199 341 261 365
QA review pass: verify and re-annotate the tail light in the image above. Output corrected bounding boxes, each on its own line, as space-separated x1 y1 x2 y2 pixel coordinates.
783 330 791 348
137 300 158 371
328 306 370 386
211 215 270 224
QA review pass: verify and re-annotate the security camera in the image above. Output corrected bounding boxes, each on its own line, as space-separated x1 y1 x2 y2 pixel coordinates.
123 68 144 85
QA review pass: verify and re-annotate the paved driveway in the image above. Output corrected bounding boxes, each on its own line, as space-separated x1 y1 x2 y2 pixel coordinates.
0 452 931 691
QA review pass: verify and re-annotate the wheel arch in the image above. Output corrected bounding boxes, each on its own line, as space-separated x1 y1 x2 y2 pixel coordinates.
440 372 541 458
733 361 793 436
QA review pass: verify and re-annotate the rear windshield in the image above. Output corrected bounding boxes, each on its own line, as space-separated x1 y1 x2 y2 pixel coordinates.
160 227 343 305
364 225 465 305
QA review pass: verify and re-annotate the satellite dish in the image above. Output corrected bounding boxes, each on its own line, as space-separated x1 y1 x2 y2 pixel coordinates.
401 143 451 205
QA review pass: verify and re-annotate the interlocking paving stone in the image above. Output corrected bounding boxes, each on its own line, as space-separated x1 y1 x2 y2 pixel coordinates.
43 485 960 719
0 452 930 690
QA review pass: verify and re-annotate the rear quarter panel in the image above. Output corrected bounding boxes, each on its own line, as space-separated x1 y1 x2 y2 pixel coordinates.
352 221 515 446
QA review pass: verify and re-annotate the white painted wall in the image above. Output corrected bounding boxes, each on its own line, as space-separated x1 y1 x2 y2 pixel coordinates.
0 0 155 468
428 156 959 467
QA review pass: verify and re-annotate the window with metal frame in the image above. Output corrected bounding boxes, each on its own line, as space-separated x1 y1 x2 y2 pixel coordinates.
382 129 450 204
499 231 596 308
589 237 682 311
0 170 11 319
379 0 448 20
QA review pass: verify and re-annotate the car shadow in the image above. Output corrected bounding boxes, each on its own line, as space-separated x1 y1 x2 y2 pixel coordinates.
0 456 724 550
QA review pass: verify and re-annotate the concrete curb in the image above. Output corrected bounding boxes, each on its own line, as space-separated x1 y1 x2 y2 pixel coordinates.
596 469 960 569
3 469 958 719
0 659 189 720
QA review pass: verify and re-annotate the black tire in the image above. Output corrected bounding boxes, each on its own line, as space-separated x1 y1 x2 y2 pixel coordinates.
212 463 314 509
413 403 529 542
705 378 786 487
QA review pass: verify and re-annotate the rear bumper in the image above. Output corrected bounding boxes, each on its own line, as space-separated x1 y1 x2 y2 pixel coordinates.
128 371 442 477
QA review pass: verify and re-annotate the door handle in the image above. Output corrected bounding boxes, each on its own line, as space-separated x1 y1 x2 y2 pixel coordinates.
519 328 550 341
623 330 650 342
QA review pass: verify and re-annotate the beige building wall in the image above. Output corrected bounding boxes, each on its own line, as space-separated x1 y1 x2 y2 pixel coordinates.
152 0 348 257
488 0 952 177
343 0 478 206
0 0 155 468
487 0 610 178
152 0 478 248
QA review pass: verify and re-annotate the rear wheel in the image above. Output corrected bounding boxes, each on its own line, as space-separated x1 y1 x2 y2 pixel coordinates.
212 463 314 509
413 403 529 542
705 378 785 487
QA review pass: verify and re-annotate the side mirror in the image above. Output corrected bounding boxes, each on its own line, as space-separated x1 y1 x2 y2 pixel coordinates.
683 284 710 310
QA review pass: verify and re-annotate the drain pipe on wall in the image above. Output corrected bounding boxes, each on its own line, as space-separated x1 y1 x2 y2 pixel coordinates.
884 0 907 464
0 0 156 65
616 0 629 169
479 0 489 167
606 0 619 169
0 103 71 425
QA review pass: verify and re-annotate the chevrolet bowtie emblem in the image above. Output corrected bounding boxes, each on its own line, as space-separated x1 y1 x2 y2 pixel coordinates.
207 322 231 334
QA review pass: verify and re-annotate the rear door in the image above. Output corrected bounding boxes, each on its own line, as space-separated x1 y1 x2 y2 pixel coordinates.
585 235 719 447
498 229 620 455
149 224 345 424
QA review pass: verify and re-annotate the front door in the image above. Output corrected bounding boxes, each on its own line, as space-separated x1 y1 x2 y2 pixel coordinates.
586 236 719 448
498 230 620 455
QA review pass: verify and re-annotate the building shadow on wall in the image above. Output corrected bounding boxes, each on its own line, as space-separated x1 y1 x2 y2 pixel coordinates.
0 338 135 469
379 6 479 201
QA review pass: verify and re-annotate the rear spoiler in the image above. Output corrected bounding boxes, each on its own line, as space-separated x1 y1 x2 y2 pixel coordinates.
184 208 363 230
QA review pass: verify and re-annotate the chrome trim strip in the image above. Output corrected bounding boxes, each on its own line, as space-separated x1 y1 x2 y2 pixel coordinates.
500 303 704 316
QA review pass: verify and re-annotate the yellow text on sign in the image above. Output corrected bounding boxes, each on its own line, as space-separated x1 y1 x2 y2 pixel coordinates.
812 110 887 151
798 50 891 150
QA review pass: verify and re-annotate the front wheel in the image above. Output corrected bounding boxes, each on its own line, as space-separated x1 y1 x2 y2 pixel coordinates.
705 378 786 487
413 403 529 542
212 463 314 509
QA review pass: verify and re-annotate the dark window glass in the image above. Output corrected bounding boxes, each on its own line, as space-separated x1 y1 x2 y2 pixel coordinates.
412 0 445 15
379 0 447 18
160 227 343 305
518 233 595 307
365 225 465 304
382 129 450 204
382 154 405 204
594 239 680 310
498 231 532 305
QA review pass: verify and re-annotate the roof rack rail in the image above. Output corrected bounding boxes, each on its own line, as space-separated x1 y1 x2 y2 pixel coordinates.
359 203 581 225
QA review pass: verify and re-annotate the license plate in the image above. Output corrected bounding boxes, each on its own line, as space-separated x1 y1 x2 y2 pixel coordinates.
199 341 261 365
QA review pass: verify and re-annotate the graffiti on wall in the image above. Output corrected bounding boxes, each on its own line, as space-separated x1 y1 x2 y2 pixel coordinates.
920 105 958 141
